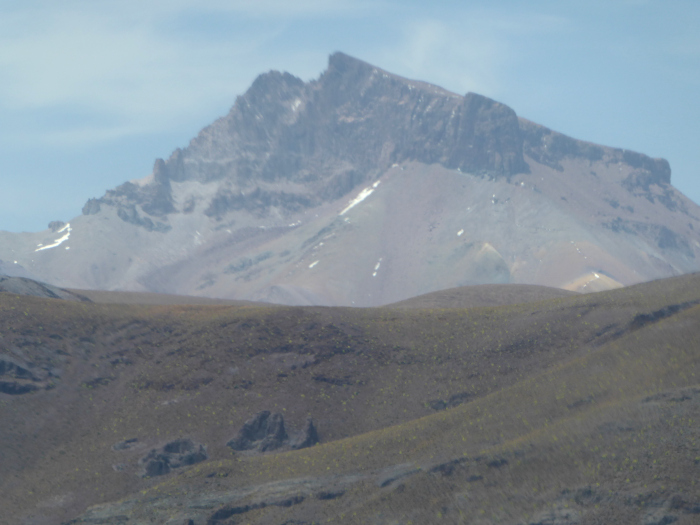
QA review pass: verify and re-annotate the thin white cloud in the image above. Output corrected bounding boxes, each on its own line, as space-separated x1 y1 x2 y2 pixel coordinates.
0 0 379 146
372 9 569 101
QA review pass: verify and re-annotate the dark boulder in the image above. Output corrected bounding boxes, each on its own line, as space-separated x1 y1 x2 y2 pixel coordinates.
290 418 319 450
227 411 319 453
48 221 66 232
227 410 273 450
259 413 288 452
140 438 207 477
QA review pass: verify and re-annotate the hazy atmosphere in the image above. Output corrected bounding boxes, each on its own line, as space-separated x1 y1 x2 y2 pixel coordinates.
2 0 699 233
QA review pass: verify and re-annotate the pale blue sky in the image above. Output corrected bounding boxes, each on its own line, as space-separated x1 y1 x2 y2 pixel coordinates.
2 0 699 232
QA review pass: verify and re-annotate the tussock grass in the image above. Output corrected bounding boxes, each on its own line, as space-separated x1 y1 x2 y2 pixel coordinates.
1 274 699 523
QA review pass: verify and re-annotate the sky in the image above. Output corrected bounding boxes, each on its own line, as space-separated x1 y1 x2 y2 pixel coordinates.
1 0 699 233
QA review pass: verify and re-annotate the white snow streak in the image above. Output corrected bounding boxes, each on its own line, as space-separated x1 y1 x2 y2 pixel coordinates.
372 258 383 277
457 229 464 236
339 181 381 216
309 260 319 269
35 223 71 252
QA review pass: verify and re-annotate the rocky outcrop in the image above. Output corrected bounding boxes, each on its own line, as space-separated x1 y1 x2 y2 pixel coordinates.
139 438 208 477
290 418 320 450
0 354 47 395
116 204 171 232
520 118 670 186
48 221 66 232
227 411 319 453
81 198 101 215
83 158 175 228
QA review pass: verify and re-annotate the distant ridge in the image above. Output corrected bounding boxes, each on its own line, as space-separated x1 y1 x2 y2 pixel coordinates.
384 283 578 309
0 275 89 302
67 288 265 306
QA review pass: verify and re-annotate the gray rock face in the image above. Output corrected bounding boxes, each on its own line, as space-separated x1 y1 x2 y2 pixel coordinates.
88 52 531 223
139 438 208 477
227 411 318 453
0 354 48 395
290 418 320 450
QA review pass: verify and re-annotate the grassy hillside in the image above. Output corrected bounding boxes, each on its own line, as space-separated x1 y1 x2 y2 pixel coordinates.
1 275 699 524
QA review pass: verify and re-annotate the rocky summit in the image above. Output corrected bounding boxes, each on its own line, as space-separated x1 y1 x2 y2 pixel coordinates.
1 52 699 305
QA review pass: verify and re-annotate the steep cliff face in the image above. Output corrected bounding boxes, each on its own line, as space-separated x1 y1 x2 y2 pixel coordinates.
91 52 677 232
2 52 698 304
520 118 672 193
93 53 532 224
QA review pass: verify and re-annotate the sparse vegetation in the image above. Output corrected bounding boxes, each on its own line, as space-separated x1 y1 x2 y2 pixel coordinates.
0 274 699 524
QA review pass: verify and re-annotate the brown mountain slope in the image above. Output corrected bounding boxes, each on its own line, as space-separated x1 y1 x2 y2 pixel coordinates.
1 53 698 305
1 273 699 523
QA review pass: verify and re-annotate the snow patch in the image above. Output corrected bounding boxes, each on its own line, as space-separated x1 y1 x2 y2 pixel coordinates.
372 258 383 277
291 99 301 111
309 260 319 269
457 229 464 237
339 181 381 215
35 223 72 252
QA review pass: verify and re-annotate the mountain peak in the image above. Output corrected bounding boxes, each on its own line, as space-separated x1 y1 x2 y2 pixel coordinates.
4 52 698 305
327 51 374 73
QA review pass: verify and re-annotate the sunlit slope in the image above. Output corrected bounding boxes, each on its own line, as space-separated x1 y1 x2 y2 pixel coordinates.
1 274 699 523
73 296 700 524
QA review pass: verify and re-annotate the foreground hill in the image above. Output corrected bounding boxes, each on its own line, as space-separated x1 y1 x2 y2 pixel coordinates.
1 53 699 305
1 274 699 524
